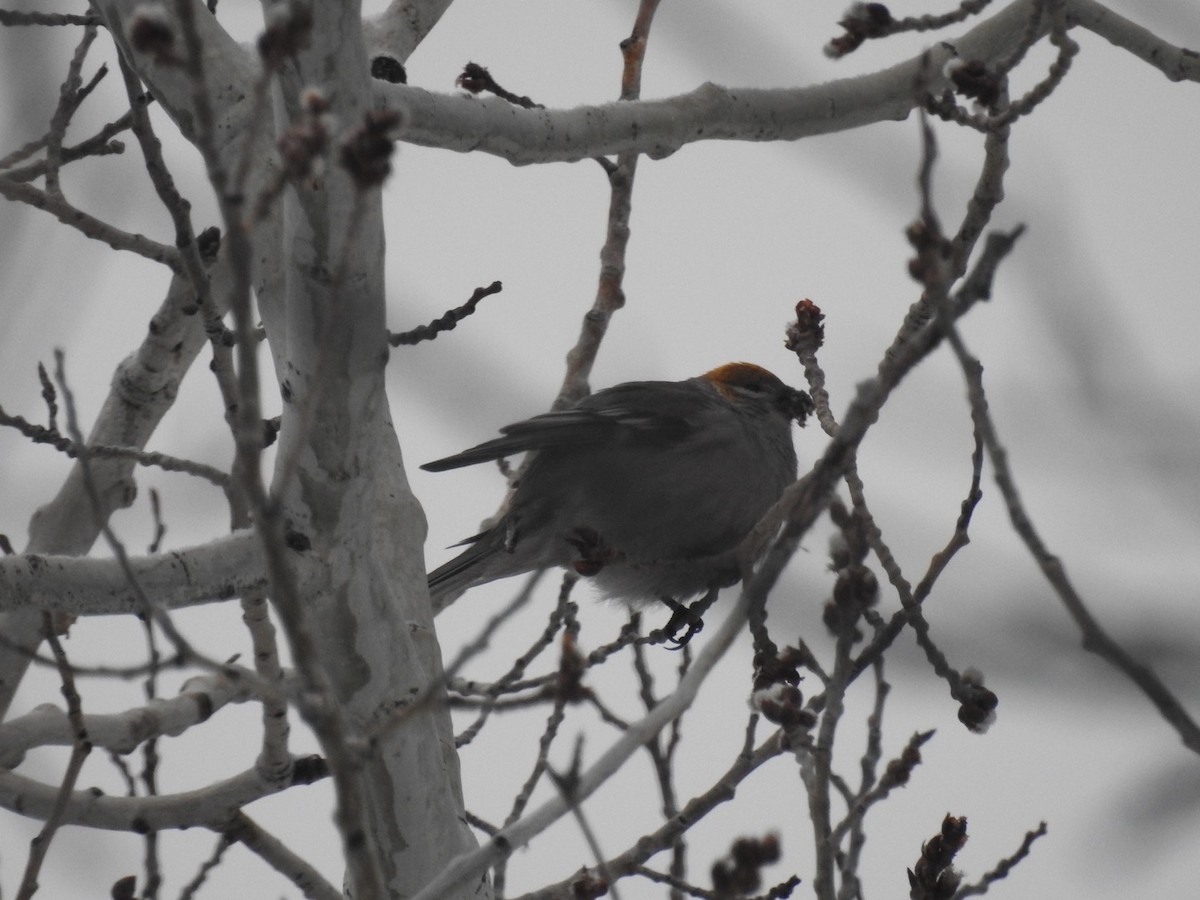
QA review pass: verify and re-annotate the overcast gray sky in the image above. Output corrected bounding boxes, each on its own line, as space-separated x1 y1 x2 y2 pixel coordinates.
2 2 1198 897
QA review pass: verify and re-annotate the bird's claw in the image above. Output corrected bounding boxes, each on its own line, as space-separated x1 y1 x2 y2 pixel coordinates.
652 597 705 649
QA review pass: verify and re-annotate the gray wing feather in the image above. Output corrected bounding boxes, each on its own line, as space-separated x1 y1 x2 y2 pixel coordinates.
421 381 703 472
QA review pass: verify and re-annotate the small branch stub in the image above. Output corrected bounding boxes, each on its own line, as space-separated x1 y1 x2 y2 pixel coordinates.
456 62 543 109
389 281 503 346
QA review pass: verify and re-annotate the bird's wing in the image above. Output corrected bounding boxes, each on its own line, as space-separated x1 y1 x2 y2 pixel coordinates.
421 381 706 472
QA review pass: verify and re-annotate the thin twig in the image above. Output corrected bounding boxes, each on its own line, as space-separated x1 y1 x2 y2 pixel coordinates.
241 588 292 781
0 109 131 179
451 573 561 748
826 0 994 58
0 175 181 269
0 9 98 26
389 281 504 345
632 636 686 898
944 270 1200 751
44 23 101 195
51 351 264 687
14 617 91 900
514 725 789 900
455 62 543 109
222 812 343 900
833 661 888 898
135 582 164 899
547 738 624 900
952 822 1047 898
558 0 662 406
492 637 575 895
177 833 234 900
0 403 230 487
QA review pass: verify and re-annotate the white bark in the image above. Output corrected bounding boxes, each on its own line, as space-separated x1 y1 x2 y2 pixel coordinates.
260 0 481 887
364 0 456 62
7 2 483 897
0 761 311 831
0 531 266 615
378 0 1198 165
0 674 247 767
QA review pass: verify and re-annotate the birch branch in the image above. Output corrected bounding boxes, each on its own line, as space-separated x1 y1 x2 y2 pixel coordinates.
0 674 249 767
0 530 271 616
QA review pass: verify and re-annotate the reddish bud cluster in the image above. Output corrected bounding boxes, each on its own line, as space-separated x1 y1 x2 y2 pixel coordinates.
197 226 222 261
276 91 330 181
945 58 1003 109
711 833 782 897
908 815 968 900
455 61 543 109
752 645 802 692
784 298 825 353
753 682 812 733
881 731 931 788
258 2 313 70
823 501 879 638
456 61 491 95
956 668 999 733
905 218 953 285
555 632 588 703
339 109 403 189
826 2 893 58
752 646 815 732
823 564 879 638
834 563 879 608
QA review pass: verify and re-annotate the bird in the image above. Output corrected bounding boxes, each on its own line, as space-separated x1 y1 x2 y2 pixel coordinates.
422 363 811 636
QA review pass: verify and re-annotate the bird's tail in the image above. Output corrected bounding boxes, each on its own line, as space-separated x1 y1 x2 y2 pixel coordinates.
427 534 501 613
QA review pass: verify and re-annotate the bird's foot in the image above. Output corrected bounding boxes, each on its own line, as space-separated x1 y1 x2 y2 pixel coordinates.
652 598 705 649
651 586 722 649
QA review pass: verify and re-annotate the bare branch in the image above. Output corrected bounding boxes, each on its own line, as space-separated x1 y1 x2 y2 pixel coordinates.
413 589 760 900
953 822 1048 898
826 0 994 58
43 22 102 196
390 281 504 346
942 273 1200 753
559 0 662 404
239 589 292 782
382 1 1041 164
0 673 248 767
0 403 230 489
0 10 99 26
0 174 182 269
382 0 1195 166
516 727 789 899
223 812 343 900
177 833 234 900
0 530 268 616
0 756 328 832
1067 0 1200 82
0 110 131 181
15 619 90 900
